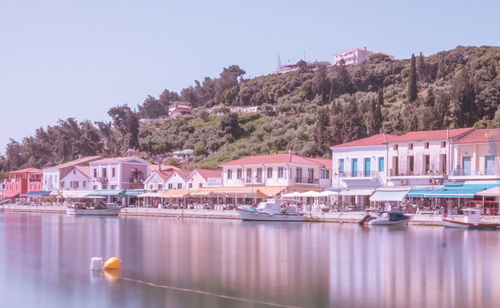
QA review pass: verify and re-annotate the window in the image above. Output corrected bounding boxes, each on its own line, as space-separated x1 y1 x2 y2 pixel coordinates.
199 183 203 188
441 141 446 148
352 158 358 177
168 183 173 189
83 181 86 189
73 170 76 175
339 159 344 173
278 167 284 178
93 169 97 177
112 168 116 177
149 184 153 189
394 144 398 150
177 183 182 189
158 184 163 190
486 156 495 175
110 185 116 189
60 181 65 188
267 168 273 178
424 142 429 149
378 157 385 172
307 168 314 183
409 143 413 150
227 169 233 179
256 168 262 179
321 170 330 179
237 169 242 179
296 168 302 182
188 183 193 189
246 168 252 179
93 185 98 190
102 168 107 178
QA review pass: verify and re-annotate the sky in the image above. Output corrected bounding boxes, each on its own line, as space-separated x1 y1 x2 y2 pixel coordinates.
0 0 499 155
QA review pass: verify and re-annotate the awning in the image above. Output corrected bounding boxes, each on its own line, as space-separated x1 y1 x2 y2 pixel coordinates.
2 192 19 198
476 186 500 197
189 189 216 197
161 190 190 198
424 184 498 199
370 190 409 202
340 188 375 196
256 186 286 197
20 191 51 197
60 190 92 198
89 189 125 197
408 188 435 197
125 189 144 197
138 192 163 198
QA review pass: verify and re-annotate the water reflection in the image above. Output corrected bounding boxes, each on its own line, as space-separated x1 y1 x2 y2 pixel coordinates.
0 213 499 307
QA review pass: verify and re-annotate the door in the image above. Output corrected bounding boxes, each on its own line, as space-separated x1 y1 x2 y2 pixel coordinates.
462 157 471 176
364 158 371 177
486 156 495 175
352 159 358 177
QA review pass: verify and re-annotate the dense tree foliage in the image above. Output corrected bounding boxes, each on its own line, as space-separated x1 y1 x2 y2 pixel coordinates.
1 46 498 172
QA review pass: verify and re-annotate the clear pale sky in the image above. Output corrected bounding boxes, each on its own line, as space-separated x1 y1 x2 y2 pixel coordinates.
1 0 499 155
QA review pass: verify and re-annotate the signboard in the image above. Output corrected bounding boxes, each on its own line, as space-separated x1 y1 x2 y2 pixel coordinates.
207 178 222 186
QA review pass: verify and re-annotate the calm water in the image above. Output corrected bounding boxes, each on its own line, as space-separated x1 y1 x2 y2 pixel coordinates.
0 213 499 308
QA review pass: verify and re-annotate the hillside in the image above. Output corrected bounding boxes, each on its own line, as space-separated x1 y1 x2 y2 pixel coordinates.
1 46 499 172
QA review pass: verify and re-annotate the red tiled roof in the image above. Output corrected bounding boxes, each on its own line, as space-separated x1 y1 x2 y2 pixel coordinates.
303 158 332 169
387 128 474 142
219 153 330 167
194 169 222 180
74 166 91 178
149 164 181 173
175 170 192 180
331 133 396 149
10 168 42 174
44 156 102 170
454 128 500 144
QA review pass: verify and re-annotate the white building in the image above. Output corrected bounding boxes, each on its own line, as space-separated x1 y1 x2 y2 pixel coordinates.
42 156 102 192
334 47 374 65
164 170 191 190
59 166 91 191
186 169 222 190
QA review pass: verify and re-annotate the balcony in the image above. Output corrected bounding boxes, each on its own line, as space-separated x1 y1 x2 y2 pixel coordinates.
388 169 447 180
339 171 378 178
295 177 319 184
93 177 108 183
245 177 264 185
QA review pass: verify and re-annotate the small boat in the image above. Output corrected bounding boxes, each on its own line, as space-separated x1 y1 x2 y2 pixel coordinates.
236 199 304 221
66 203 121 216
443 208 500 229
359 211 411 226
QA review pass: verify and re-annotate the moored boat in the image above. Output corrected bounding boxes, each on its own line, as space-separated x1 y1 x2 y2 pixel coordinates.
66 203 121 216
443 208 500 229
236 199 304 221
359 211 411 226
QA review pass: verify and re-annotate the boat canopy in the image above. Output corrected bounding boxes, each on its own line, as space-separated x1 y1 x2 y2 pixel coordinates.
370 190 409 202
89 189 125 197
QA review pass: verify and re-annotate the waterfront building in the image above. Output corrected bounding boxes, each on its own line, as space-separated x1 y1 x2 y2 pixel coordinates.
89 156 150 190
219 153 332 194
3 168 43 199
331 127 500 209
331 133 395 209
449 128 500 182
186 169 223 189
163 170 191 190
42 156 102 192
0 179 4 197
385 128 474 187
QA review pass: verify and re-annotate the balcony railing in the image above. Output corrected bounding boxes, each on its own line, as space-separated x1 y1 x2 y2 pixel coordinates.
245 177 264 184
93 177 108 182
339 171 378 178
295 178 319 184
452 169 495 176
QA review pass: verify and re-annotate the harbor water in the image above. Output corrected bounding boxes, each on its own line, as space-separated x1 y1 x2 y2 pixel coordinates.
1 212 499 307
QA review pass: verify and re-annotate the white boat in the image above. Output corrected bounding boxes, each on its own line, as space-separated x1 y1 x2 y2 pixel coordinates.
66 203 121 216
236 199 305 221
359 211 411 226
443 208 500 229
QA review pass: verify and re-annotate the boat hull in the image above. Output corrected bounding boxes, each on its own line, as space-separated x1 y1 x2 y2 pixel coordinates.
442 218 500 229
66 208 121 216
236 208 304 221
369 218 410 226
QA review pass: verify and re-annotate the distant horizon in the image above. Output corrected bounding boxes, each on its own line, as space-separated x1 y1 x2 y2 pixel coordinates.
1 0 499 155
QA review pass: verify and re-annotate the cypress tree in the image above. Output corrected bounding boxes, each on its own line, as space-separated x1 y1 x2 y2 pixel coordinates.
407 54 418 102
367 95 383 135
377 88 384 106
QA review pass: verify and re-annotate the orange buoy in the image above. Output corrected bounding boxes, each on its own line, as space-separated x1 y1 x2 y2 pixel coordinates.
103 257 122 270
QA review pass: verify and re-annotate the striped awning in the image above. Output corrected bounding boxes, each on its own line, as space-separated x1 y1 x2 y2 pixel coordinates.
161 190 190 198
20 191 51 197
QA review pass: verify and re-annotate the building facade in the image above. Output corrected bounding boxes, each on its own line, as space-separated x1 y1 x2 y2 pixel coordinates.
3 168 43 198
219 153 332 192
59 166 91 191
89 157 150 190
333 47 373 65
186 169 223 190
43 156 101 192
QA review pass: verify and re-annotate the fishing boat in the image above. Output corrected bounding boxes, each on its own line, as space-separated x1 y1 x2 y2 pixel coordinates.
359 211 411 226
66 202 121 216
442 208 500 229
236 199 304 221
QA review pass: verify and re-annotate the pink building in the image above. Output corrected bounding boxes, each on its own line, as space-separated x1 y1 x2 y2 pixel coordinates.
89 157 151 190
3 168 43 198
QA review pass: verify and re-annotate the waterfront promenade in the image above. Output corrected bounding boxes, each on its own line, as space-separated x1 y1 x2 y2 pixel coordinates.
0 203 456 225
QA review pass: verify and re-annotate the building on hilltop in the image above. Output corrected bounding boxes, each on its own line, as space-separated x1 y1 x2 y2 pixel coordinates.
333 47 395 65
168 102 192 118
